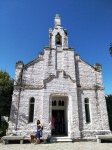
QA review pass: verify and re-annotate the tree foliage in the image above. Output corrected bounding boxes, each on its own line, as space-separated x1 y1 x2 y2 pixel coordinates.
0 71 13 117
109 44 112 56
0 121 8 137
106 95 112 131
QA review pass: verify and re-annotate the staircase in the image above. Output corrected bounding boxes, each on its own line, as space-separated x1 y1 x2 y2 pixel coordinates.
50 136 73 142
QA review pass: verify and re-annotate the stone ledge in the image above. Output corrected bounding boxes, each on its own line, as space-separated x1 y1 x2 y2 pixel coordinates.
2 136 24 144
96 135 112 143
50 137 73 142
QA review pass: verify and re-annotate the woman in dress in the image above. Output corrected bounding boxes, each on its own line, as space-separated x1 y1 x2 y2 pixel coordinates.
35 120 42 144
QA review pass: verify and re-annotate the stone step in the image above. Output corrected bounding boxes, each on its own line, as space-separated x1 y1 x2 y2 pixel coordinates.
50 136 73 142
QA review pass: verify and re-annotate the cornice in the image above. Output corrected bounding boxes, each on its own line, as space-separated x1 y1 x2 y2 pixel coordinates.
14 85 44 90
77 86 104 90
24 57 44 69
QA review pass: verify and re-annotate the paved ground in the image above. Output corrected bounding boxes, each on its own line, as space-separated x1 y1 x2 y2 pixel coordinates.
0 142 112 150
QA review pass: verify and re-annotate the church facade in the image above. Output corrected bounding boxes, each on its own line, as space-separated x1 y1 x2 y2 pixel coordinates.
8 14 110 140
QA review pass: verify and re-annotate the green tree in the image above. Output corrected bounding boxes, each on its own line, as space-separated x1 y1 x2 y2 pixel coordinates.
0 70 13 123
106 95 112 131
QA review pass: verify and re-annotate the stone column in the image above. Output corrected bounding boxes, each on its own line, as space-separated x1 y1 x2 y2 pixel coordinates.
98 90 110 131
8 88 21 132
42 92 51 139
70 92 80 139
8 61 23 132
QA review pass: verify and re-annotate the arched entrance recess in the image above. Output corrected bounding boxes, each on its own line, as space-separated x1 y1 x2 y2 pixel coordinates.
49 93 69 136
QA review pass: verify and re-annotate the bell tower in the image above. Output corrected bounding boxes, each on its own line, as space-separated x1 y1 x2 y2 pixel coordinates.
49 14 68 49
44 14 75 81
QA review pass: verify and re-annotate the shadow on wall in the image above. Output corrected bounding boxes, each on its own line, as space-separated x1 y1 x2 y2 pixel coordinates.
106 95 112 131
75 60 84 134
8 103 29 131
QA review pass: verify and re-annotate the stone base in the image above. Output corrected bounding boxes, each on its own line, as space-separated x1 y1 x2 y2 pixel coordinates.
96 135 112 143
2 136 24 144
6 129 111 141
80 130 111 139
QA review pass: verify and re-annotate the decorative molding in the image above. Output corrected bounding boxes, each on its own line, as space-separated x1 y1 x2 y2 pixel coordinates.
14 84 104 91
44 70 76 84
77 86 104 90
50 93 69 98
14 85 44 90
44 74 55 83
64 74 76 83
24 57 44 69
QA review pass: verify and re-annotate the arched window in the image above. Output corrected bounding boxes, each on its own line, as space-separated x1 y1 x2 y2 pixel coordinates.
28 97 35 123
58 100 61 106
52 101 54 106
54 100 56 106
85 98 91 123
62 101 64 106
52 100 57 106
55 33 62 46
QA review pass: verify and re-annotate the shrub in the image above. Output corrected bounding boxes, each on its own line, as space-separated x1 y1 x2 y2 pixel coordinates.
0 121 8 137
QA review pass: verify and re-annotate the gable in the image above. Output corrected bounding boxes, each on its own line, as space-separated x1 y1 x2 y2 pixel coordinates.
75 59 100 88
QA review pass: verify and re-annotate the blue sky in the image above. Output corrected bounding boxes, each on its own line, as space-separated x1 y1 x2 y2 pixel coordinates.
0 0 112 94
